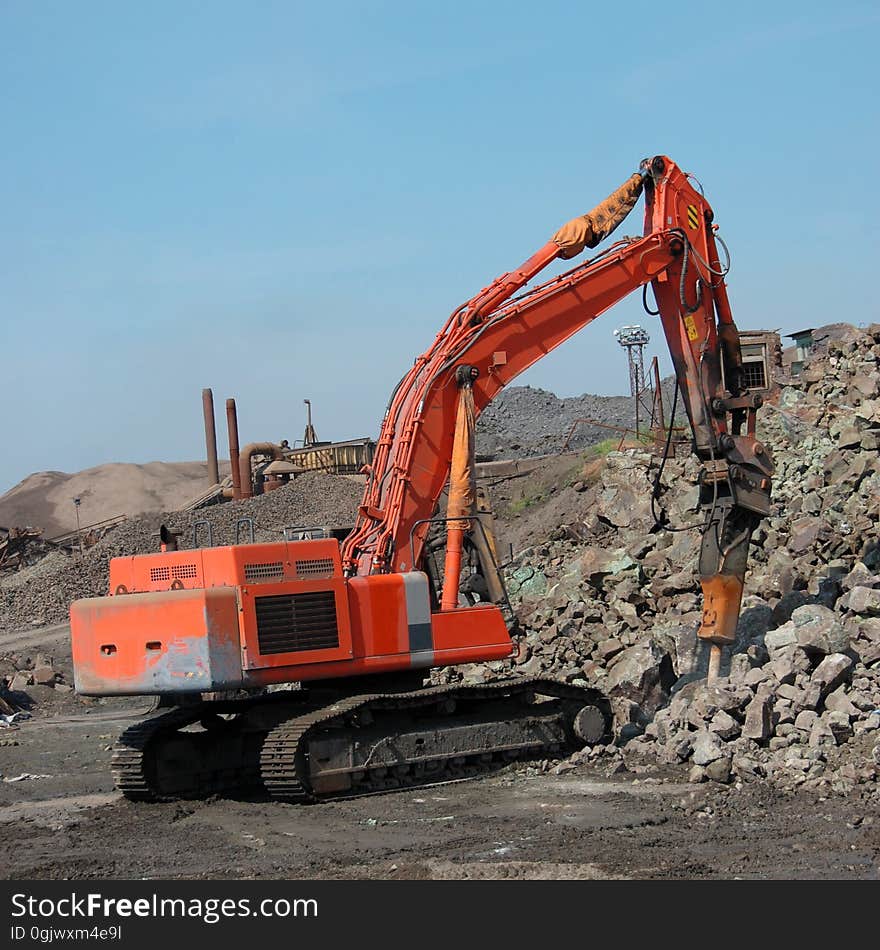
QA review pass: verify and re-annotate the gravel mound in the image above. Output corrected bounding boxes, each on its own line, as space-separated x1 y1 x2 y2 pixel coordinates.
476 381 678 458
0 473 363 632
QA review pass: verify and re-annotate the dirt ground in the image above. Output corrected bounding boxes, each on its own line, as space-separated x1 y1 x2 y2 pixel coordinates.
486 453 592 555
1 625 878 881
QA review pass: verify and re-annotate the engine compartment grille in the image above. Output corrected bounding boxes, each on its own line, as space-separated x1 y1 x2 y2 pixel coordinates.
254 591 339 655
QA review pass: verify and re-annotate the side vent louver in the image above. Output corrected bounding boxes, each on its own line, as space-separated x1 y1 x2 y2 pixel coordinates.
150 564 197 583
245 561 285 582
294 557 335 579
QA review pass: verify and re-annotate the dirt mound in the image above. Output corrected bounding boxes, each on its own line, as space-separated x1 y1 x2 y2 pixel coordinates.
0 461 231 538
486 453 600 556
476 386 634 458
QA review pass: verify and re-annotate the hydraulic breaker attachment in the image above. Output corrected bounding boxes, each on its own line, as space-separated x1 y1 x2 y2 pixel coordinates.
696 437 773 682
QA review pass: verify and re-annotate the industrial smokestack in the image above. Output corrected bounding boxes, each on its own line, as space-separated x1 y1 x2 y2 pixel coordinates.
226 398 242 500
202 388 220 486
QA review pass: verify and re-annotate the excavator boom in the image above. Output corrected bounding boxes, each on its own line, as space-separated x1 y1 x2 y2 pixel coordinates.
342 156 772 651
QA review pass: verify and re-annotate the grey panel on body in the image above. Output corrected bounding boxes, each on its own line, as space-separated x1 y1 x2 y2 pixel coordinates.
402 572 434 663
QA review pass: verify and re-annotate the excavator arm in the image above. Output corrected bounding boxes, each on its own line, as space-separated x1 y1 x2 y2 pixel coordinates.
341 155 773 668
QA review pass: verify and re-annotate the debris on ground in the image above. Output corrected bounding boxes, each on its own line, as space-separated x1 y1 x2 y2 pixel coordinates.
0 526 54 574
2 772 52 782
0 711 30 727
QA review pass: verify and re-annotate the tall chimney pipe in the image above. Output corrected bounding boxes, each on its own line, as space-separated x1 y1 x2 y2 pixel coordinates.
226 398 242 500
202 388 220 486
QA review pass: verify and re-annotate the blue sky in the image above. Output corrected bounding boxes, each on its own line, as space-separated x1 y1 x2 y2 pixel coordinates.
2 1 877 493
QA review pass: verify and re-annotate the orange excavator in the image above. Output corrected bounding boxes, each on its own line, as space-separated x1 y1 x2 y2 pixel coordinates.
70 156 773 802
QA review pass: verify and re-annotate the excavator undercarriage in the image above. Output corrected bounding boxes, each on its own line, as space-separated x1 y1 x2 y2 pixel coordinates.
111 679 609 802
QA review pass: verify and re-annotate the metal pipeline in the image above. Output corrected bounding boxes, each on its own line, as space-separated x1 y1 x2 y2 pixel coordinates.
238 442 284 499
202 388 220 486
226 398 242 500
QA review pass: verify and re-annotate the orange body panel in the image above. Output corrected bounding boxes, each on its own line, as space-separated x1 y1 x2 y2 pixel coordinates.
430 607 512 655
70 539 513 696
71 586 242 695
237 576 353 671
347 573 411 658
109 538 343 593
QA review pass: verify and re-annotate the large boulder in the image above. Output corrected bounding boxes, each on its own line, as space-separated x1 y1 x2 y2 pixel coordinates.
692 729 725 766
764 624 798 656
847 586 880 617
811 653 853 696
741 691 773 741
593 455 654 530
651 617 702 678
788 517 825 554
576 546 637 588
604 642 676 726
790 604 850 655
508 565 548 601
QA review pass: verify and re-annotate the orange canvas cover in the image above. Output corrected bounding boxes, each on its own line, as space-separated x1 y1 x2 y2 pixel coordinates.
552 172 644 258
446 383 476 529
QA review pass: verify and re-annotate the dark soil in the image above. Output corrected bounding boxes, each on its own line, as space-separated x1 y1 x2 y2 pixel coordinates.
2 626 877 881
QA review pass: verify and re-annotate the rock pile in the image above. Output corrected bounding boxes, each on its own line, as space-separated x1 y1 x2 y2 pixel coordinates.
634 601 880 794
446 324 880 796
0 473 363 632
2 652 69 694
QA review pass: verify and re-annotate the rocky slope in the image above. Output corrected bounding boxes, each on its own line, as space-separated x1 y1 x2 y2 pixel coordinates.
444 324 880 797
